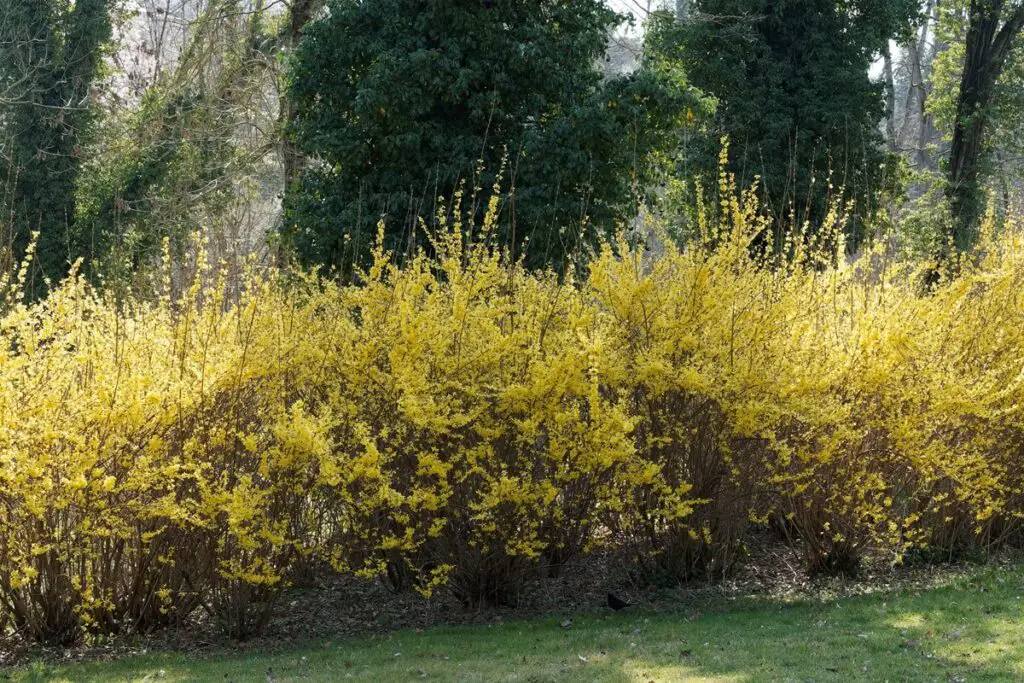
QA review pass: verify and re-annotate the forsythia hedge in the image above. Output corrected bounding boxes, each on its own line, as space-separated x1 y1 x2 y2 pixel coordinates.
2 180 1024 644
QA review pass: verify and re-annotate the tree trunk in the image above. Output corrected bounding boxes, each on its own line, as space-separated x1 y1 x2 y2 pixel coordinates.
1 0 113 295
915 0 942 170
898 0 933 166
883 45 898 152
945 0 1024 253
280 0 323 194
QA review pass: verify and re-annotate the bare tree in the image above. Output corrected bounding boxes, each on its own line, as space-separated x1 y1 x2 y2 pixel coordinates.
883 44 899 152
0 4 50 108
896 0 939 167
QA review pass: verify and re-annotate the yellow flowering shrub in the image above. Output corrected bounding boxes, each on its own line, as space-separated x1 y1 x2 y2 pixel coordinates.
312 224 645 606
3 184 1024 642
0 256 338 641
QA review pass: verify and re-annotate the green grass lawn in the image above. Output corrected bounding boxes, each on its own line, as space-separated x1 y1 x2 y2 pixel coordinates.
10 564 1024 682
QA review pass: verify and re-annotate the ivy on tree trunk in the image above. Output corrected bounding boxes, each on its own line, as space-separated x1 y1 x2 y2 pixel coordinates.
945 0 1024 253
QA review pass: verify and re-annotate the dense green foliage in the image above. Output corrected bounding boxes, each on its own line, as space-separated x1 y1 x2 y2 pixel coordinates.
2 0 1022 284
649 0 916 249
0 0 113 296
73 89 241 289
283 0 700 273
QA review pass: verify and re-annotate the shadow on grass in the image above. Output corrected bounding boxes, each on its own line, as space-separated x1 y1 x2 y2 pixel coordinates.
11 567 1024 682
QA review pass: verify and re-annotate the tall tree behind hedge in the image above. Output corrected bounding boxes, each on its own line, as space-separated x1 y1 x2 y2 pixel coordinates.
283 0 699 274
659 0 916 250
939 0 1024 253
0 0 113 295
75 0 287 289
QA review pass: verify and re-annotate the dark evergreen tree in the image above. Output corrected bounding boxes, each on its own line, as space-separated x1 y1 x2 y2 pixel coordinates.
0 0 113 295
652 0 917 250
283 0 700 273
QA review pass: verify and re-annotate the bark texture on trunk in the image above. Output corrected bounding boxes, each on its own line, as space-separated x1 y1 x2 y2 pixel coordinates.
899 2 933 166
916 0 943 170
883 46 898 152
280 0 324 194
946 0 1024 252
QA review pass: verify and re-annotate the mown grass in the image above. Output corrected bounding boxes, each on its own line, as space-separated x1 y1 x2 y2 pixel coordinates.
10 564 1024 682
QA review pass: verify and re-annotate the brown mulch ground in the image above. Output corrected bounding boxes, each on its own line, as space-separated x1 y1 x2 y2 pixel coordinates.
1 537 1008 668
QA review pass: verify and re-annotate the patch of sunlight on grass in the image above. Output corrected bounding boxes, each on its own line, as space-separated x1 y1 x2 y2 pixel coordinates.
621 659 746 682
889 612 926 630
940 614 1024 676
14 564 1024 682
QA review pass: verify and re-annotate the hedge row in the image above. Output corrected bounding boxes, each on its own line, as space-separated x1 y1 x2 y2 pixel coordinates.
2 198 1023 643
